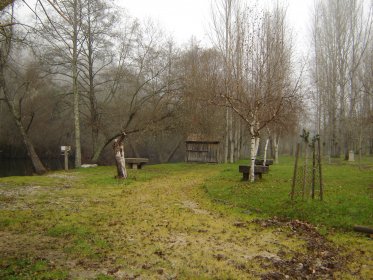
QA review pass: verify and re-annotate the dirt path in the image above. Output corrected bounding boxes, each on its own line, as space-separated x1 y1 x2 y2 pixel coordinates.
0 167 356 279
91 168 344 279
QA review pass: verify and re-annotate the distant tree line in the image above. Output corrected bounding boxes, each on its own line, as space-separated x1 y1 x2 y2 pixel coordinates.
1 0 372 176
311 0 373 161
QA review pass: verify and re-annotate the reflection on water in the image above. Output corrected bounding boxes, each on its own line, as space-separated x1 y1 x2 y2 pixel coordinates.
0 158 75 177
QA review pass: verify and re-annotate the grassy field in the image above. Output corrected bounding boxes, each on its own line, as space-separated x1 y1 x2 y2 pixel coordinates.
0 157 372 279
203 156 373 231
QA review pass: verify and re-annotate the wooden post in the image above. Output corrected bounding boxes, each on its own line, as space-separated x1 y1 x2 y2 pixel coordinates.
64 149 68 171
311 143 316 199
318 138 323 201
291 143 300 200
302 144 308 200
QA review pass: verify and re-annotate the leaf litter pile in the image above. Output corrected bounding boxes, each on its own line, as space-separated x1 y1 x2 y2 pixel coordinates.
254 218 345 279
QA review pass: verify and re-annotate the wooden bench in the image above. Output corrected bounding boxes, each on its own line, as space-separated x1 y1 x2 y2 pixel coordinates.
125 158 149 169
239 165 269 181
255 159 274 166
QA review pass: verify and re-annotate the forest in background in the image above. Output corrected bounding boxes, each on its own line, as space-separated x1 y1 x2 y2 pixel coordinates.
0 0 373 174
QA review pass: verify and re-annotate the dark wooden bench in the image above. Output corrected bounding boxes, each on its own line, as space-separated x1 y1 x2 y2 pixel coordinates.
255 159 274 166
126 158 149 169
239 165 269 181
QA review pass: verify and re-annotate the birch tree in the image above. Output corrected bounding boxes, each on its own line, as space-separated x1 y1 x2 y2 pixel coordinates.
212 3 301 181
210 0 240 163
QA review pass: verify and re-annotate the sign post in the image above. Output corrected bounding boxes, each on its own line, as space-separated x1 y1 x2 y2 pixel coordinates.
61 146 71 171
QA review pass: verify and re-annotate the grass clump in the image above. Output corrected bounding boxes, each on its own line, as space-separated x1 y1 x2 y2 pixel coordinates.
0 258 68 280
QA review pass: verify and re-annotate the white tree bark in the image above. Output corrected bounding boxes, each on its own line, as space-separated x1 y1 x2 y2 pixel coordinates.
274 136 280 164
249 124 256 182
114 132 127 179
263 138 269 166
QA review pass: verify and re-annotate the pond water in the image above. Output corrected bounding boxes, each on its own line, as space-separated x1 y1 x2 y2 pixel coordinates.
0 158 74 177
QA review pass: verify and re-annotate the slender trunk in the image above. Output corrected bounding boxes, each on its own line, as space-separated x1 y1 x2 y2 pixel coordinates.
87 4 99 157
291 143 300 200
236 119 241 160
224 107 229 163
318 138 323 201
274 137 280 164
263 138 269 166
249 124 256 182
311 143 316 199
255 136 260 158
302 144 309 200
165 139 182 163
91 132 123 163
229 108 234 163
73 0 81 168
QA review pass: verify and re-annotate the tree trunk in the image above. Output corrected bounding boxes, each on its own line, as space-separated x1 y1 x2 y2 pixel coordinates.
0 76 47 175
263 138 269 166
0 13 46 175
72 0 81 168
224 107 229 163
165 139 182 163
249 125 256 182
274 137 279 164
229 108 234 163
113 132 127 179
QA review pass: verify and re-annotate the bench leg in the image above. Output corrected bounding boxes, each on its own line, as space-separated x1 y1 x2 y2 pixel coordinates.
242 172 249 181
133 164 138 170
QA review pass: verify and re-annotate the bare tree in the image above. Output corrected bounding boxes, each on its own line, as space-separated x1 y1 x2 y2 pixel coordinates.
311 0 373 160
210 0 241 163
89 21 181 162
0 3 47 174
26 0 88 167
212 2 301 181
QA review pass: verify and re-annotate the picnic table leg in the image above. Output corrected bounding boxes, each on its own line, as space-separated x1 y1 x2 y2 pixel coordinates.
133 163 138 170
243 172 249 181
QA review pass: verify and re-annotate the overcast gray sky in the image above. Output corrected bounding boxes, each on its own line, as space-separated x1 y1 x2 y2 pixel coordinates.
120 0 312 54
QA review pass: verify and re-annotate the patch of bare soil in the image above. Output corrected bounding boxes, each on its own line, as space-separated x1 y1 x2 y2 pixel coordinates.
182 200 211 215
0 184 72 210
254 218 346 279
46 173 76 179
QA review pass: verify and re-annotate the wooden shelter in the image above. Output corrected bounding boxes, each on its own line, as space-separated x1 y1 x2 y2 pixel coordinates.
185 135 220 163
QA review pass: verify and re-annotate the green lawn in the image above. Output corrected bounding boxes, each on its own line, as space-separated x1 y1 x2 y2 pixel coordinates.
203 156 373 231
0 158 372 279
